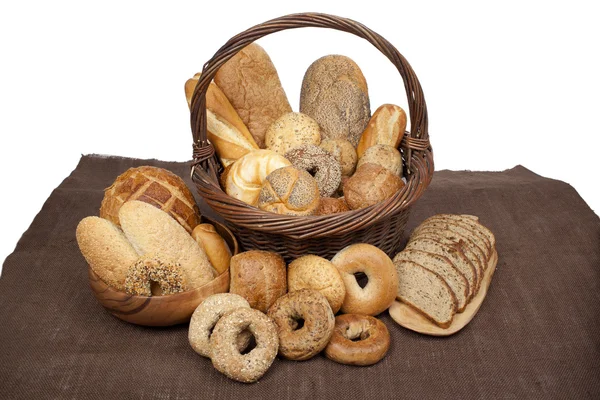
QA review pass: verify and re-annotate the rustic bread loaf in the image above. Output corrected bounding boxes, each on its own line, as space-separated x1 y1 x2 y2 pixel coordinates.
300 55 370 146
393 249 469 312
405 236 478 299
118 201 216 289
343 163 404 209
394 259 457 328
356 144 403 176
76 216 139 291
99 166 200 234
214 43 292 148
356 104 407 158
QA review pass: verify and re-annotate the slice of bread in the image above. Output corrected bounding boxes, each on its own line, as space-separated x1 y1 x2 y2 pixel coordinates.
119 201 217 289
410 227 486 282
394 249 469 312
405 237 479 298
394 259 456 328
425 214 496 253
76 216 139 291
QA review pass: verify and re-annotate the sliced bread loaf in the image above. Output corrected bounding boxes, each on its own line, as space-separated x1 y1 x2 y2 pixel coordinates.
394 259 456 328
410 227 486 281
405 237 479 297
394 249 469 312
424 215 495 253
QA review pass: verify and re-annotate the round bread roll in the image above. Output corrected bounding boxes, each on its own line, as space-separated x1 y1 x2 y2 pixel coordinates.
288 255 346 313
265 112 321 155
192 223 231 275
315 197 350 216
356 104 407 158
99 166 201 234
229 250 287 312
258 166 320 216
285 145 341 198
357 144 403 176
300 55 370 146
343 163 405 210
320 139 358 176
225 149 291 206
331 243 398 316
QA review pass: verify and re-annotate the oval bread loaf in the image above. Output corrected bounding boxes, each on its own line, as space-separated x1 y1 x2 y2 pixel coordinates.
119 201 216 289
356 104 407 158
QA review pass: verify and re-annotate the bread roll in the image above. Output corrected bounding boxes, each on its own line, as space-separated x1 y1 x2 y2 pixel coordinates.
99 166 200 234
343 163 405 209
229 250 287 312
300 55 370 146
258 166 320 216
225 149 291 206
356 104 407 158
214 43 292 148
315 197 350 215
118 201 216 289
357 144 403 176
287 255 346 314
185 78 259 167
265 112 321 155
192 223 231 275
320 139 357 176
76 216 139 291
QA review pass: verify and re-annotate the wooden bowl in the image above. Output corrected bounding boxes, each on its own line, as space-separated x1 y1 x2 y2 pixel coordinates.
88 217 237 326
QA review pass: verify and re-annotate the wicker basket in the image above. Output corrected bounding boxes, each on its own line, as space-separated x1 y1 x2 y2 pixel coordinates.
190 13 433 262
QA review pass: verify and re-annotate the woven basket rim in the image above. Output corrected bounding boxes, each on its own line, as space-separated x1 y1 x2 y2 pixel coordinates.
189 12 433 239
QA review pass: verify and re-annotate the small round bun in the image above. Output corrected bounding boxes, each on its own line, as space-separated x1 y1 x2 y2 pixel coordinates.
265 112 321 155
320 139 358 176
288 255 346 313
258 166 320 216
343 163 405 210
285 145 342 198
357 144 403 176
315 197 350 216
331 243 398 316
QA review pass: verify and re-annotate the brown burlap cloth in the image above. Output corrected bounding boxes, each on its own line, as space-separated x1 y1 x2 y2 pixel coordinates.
1 155 599 399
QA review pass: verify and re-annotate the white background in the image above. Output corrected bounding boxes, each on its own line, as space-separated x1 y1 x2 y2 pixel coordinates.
1 1 598 275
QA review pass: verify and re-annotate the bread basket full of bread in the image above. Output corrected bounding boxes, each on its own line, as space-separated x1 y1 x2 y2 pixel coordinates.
189 13 433 261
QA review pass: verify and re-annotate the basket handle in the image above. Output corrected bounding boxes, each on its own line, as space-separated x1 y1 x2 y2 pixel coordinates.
190 12 429 181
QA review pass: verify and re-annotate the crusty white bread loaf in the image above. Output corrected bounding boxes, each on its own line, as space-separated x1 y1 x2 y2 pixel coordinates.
405 237 478 298
191 223 231 275
99 166 201 234
393 249 469 312
394 259 457 328
225 149 291 206
410 227 486 283
119 201 216 289
76 217 139 291
214 43 292 148
356 104 407 158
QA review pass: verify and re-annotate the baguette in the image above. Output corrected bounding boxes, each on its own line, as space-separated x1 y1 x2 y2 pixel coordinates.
185 76 259 167
119 201 216 289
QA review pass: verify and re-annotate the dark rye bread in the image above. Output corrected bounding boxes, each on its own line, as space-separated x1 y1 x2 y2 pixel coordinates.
405 237 478 298
393 249 469 312
394 260 457 328
423 215 494 258
410 227 486 283
415 219 492 264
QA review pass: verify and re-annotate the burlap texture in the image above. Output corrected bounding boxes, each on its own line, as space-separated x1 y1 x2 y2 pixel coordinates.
1 155 598 399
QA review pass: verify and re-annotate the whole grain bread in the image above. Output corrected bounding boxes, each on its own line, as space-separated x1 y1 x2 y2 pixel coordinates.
75 216 139 291
393 249 469 312
394 259 457 328
433 214 497 250
118 201 216 289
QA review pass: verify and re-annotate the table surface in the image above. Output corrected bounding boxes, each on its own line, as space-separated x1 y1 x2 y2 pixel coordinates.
0 155 598 399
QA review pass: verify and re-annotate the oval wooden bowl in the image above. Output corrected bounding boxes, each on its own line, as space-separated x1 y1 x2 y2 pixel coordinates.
88 217 237 327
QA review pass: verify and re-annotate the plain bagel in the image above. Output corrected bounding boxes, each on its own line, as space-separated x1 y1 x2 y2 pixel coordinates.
331 243 398 316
